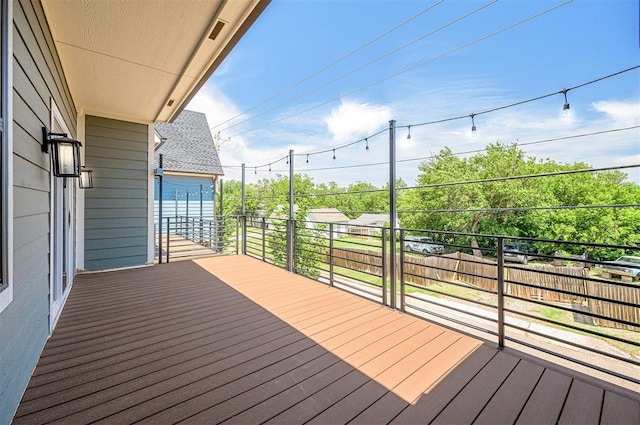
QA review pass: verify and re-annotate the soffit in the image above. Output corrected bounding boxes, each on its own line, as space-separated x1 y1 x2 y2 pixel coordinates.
41 0 268 123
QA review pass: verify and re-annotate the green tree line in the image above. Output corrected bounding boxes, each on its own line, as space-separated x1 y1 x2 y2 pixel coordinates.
218 143 639 259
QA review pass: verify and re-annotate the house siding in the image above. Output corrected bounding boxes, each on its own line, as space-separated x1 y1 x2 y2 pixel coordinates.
84 115 149 271
0 0 76 423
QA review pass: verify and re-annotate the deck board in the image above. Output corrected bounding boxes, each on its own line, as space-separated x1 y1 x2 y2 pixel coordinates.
13 256 639 425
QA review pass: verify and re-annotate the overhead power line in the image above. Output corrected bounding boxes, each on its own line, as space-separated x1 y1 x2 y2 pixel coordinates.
218 0 497 133
210 0 446 131
228 0 574 138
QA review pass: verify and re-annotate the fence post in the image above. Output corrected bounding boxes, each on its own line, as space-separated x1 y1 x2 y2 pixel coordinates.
399 228 405 312
497 236 505 349
329 223 334 287
382 228 387 307
166 217 170 263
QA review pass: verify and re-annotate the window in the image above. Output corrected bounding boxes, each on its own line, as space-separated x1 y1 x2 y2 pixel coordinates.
0 0 11 312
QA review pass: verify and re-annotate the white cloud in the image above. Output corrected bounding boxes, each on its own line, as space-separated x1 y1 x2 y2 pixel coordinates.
591 100 640 127
324 100 392 142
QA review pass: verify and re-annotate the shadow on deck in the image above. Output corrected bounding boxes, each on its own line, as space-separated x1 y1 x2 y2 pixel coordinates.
13 256 640 424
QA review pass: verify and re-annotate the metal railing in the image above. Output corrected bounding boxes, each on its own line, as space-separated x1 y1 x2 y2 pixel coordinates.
155 215 240 263
241 216 640 384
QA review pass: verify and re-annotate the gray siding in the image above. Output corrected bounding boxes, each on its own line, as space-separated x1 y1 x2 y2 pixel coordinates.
84 115 149 271
0 0 76 423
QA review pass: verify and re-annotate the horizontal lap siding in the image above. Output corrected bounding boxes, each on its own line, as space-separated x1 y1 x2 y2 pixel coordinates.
1 0 76 423
84 115 149 271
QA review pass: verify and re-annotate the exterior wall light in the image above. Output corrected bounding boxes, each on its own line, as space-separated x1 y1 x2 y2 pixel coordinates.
42 127 82 177
79 167 93 189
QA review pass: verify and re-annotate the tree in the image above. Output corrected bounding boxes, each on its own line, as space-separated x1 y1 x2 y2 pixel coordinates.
400 142 639 259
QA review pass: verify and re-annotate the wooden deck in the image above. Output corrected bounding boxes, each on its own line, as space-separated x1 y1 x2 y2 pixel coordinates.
13 256 640 424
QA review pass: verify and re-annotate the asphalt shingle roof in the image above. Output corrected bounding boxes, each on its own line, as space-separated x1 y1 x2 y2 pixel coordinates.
154 110 224 175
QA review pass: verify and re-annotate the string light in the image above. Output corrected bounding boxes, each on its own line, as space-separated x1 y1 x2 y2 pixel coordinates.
365 138 369 151
562 89 571 118
254 167 257 174
407 125 412 140
470 114 477 137
306 154 309 163
269 163 272 172
333 149 336 160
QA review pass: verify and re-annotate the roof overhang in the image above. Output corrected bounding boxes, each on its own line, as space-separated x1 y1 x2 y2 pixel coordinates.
41 0 270 123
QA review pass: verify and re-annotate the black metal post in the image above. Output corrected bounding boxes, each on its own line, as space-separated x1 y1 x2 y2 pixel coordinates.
329 223 334 287
166 217 170 263
158 154 163 263
388 120 397 309
185 188 190 240
382 228 387 306
262 217 266 261
199 184 203 244
288 149 294 272
497 236 505 349
399 228 405 312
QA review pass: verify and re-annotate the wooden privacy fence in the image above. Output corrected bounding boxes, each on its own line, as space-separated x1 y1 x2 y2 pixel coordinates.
326 247 639 331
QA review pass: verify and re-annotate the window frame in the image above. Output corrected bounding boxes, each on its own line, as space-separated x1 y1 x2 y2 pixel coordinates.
0 0 12 313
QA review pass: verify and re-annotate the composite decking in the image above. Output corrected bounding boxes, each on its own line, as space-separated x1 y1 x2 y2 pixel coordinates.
13 256 640 424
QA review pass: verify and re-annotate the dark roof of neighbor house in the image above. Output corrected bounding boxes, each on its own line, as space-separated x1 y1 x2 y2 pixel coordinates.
154 110 224 176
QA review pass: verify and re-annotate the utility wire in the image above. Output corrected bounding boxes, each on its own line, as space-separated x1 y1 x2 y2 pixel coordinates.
229 0 573 138
210 0 445 130
219 0 496 133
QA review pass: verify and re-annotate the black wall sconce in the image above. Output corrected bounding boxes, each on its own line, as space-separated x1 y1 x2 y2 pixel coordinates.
79 166 93 189
42 127 82 178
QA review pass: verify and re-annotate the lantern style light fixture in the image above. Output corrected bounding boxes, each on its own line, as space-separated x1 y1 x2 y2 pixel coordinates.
42 127 82 177
79 166 94 189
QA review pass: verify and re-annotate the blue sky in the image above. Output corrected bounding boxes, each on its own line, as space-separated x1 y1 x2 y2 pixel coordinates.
188 0 640 186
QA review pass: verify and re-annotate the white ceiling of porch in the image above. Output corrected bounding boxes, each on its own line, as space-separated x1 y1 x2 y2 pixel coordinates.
41 0 268 123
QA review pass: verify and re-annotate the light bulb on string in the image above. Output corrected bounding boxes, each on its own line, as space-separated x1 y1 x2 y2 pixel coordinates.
268 163 271 172
333 149 336 160
470 114 477 137
562 89 571 118
254 167 257 175
306 154 309 163
407 125 412 140
365 138 369 151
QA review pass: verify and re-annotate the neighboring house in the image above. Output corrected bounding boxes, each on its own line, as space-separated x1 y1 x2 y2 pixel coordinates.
154 110 224 220
347 213 390 237
307 208 350 239
0 1 269 423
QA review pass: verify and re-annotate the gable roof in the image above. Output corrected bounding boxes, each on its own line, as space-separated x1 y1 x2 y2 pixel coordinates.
307 208 350 223
154 110 223 176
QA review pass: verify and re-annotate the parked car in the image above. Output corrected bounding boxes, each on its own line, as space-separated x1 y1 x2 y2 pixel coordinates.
503 242 537 264
404 236 445 254
597 256 640 281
